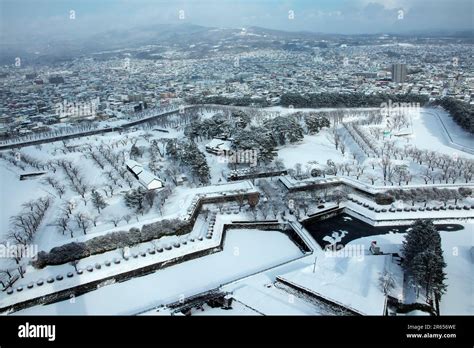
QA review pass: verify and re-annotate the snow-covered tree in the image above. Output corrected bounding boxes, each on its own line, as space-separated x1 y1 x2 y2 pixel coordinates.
402 219 447 310
402 220 440 268
108 215 122 227
124 187 147 214
411 250 447 304
130 143 143 159
74 213 91 235
264 116 304 145
91 189 107 213
304 114 330 134
378 270 396 296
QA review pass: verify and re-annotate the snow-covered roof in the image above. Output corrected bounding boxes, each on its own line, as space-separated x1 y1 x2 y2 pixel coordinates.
138 170 164 190
205 139 232 152
125 159 143 175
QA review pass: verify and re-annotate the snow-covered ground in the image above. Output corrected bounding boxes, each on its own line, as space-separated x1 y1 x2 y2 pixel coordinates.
439 227 474 315
431 108 474 151
278 254 397 315
278 129 344 169
410 109 474 156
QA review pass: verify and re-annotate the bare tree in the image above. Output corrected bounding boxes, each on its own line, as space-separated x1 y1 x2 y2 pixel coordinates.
259 201 269 219
379 270 396 296
235 193 245 212
108 215 122 227
0 269 15 290
379 157 394 184
89 215 100 227
365 173 378 185
74 213 91 235
123 214 132 224
56 184 66 198
69 260 79 273
56 216 70 235
145 190 156 209
340 140 346 156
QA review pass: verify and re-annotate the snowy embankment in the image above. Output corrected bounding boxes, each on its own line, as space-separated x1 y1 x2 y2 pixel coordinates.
13 229 303 315
413 108 474 155
277 253 399 315
264 106 380 115
0 171 258 311
0 213 222 311
438 227 474 315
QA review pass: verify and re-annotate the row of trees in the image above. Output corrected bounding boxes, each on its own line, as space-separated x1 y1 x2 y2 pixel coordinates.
385 187 471 206
0 196 53 286
56 159 90 205
1 121 100 144
9 197 52 249
186 95 270 107
434 97 474 133
280 92 429 109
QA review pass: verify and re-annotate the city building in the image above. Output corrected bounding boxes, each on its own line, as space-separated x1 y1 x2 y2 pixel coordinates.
391 64 407 83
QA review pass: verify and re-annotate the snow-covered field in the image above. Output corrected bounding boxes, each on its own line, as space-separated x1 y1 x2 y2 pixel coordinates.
410 109 474 155
278 129 344 169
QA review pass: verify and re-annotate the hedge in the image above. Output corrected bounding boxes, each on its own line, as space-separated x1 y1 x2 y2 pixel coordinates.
374 192 395 205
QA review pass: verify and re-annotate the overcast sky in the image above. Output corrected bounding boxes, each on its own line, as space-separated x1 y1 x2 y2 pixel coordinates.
1 0 473 41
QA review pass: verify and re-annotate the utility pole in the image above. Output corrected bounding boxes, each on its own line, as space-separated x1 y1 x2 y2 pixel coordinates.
312 255 317 273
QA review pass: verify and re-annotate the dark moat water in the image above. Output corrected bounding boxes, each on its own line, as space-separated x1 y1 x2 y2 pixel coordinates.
303 213 464 248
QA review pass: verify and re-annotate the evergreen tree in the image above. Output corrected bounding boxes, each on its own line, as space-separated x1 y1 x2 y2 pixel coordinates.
402 219 440 271
166 140 210 184
304 114 330 134
91 189 107 213
124 187 147 214
231 110 251 129
411 250 447 302
402 219 447 310
130 143 145 159
264 116 304 145
233 127 277 164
